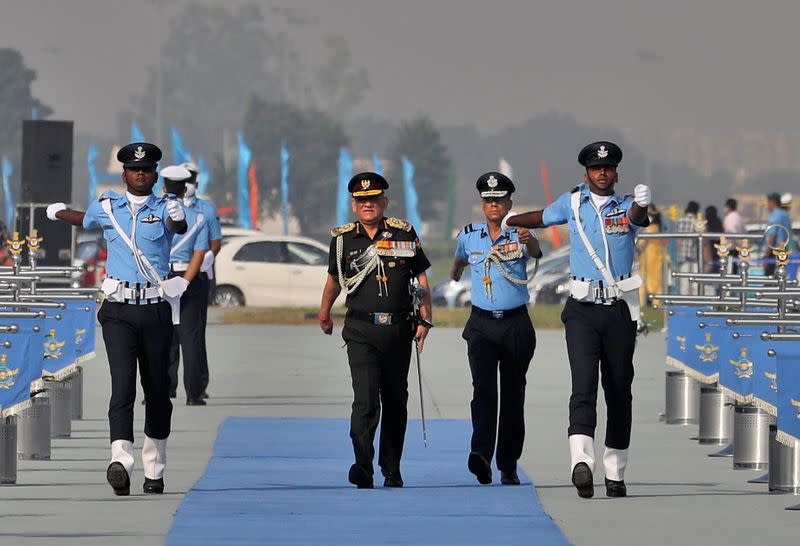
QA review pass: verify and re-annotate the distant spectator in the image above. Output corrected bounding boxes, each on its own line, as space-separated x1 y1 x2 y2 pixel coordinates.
704 206 723 273
675 201 703 293
723 198 745 273
764 192 793 276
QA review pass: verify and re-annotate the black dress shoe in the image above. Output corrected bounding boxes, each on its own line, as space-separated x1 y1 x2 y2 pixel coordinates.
468 452 492 485
200 391 209 399
383 472 403 488
500 470 520 485
186 398 207 406
106 462 130 496
605 478 627 498
571 462 594 499
143 477 165 494
348 464 373 489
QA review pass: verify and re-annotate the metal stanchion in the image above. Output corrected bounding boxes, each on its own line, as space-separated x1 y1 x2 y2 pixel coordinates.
697 384 733 445
16 393 51 460
665 371 700 424
0 415 16 484
69 366 83 420
732 405 774 470
47 379 72 438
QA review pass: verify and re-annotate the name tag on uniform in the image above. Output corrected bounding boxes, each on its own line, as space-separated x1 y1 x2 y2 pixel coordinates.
375 240 416 257
604 215 629 234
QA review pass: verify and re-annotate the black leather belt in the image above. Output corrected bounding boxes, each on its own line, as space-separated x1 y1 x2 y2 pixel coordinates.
347 310 412 326
471 305 527 319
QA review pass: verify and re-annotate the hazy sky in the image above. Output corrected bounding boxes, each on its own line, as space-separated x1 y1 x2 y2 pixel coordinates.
3 0 800 141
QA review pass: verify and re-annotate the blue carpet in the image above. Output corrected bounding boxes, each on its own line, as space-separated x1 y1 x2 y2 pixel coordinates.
167 418 569 545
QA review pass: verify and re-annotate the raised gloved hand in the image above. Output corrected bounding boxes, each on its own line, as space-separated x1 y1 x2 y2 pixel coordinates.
500 211 518 232
166 198 185 222
633 184 651 207
46 202 67 221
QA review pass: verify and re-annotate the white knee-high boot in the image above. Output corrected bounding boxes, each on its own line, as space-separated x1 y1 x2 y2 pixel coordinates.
569 434 595 473
603 447 628 481
142 436 168 480
110 439 134 477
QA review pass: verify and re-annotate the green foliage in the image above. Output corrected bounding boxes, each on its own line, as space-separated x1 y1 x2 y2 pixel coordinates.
388 117 451 223
243 97 348 235
0 49 52 158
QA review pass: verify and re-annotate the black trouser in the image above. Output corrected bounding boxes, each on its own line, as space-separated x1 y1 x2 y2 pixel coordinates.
561 298 636 449
342 316 414 477
168 272 210 399
199 272 211 392
97 300 174 442
462 309 536 471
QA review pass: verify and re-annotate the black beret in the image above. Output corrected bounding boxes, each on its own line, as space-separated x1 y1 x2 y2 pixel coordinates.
117 142 162 169
348 172 388 197
578 141 622 168
476 172 515 198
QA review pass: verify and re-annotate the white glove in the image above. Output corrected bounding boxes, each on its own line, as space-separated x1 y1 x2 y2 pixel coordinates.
201 250 215 271
633 184 651 207
46 202 67 221
166 199 185 222
500 211 518 232
176 276 190 292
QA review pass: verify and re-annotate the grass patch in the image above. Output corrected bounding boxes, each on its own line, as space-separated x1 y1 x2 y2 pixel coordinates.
216 304 664 330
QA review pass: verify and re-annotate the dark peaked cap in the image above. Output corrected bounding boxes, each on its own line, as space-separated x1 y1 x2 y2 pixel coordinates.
578 141 623 168
117 142 162 169
476 172 515 198
348 172 389 197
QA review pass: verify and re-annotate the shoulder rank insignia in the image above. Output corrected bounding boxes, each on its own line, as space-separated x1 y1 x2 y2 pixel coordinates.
461 223 476 234
385 217 412 231
330 223 356 237
141 214 161 224
571 185 581 194
99 190 122 201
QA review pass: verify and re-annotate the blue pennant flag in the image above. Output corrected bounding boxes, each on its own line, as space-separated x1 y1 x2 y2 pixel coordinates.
372 153 383 176
72 300 97 362
87 144 98 206
751 335 777 415
1 157 14 228
42 310 77 376
685 313 723 384
131 122 146 143
401 156 422 235
237 132 252 229
775 337 800 445
336 148 352 226
171 126 192 165
197 156 211 196
280 140 290 236
718 327 761 404
0 330 35 414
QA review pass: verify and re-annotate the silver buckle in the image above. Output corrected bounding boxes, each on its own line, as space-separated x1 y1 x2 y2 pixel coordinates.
491 310 505 319
373 312 392 325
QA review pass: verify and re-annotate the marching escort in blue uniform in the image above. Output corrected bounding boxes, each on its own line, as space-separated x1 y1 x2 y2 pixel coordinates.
505 141 651 499
47 142 189 496
451 172 542 486
160 165 210 406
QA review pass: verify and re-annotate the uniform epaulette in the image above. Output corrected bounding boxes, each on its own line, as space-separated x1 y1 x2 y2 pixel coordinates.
570 185 581 194
99 190 122 201
330 223 356 237
461 223 476 234
385 217 412 231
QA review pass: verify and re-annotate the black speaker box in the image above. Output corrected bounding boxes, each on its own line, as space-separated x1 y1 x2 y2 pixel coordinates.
21 120 74 204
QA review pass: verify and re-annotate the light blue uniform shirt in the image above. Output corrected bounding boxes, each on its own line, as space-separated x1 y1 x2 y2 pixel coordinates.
768 208 792 247
185 197 222 241
169 207 210 264
455 223 531 311
542 183 646 281
83 192 175 283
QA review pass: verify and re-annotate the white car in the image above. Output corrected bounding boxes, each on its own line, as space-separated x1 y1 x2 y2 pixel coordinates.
214 234 329 307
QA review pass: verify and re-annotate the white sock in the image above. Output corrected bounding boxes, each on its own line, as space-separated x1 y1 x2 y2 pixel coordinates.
110 439 134 477
569 434 595 473
603 447 628 481
142 436 168 480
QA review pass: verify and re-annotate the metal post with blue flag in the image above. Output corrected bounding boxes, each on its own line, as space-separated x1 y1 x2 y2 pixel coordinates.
87 144 98 206
131 122 146 143
401 156 422 234
774 338 800 448
1 156 14 228
372 153 383 176
280 140 290 236
237 132 252 229
171 126 192 165
336 148 352 226
197 156 211 196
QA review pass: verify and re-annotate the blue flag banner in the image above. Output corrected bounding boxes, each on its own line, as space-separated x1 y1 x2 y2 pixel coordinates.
171 126 192 165
775 338 800 446
372 153 383 176
750 335 777 415
280 140 290 236
131 122 146 143
666 306 717 382
87 144 98 206
0 331 34 416
718 326 762 404
197 156 211 196
42 311 77 378
685 313 723 384
336 148 352 226
72 300 97 363
1 156 14 228
402 156 422 234
237 132 252 229
31 107 38 120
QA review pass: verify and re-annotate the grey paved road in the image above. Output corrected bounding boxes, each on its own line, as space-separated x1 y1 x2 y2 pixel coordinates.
1 323 796 545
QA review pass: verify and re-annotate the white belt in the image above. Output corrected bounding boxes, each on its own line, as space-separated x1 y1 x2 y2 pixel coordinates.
170 262 189 272
123 286 161 300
